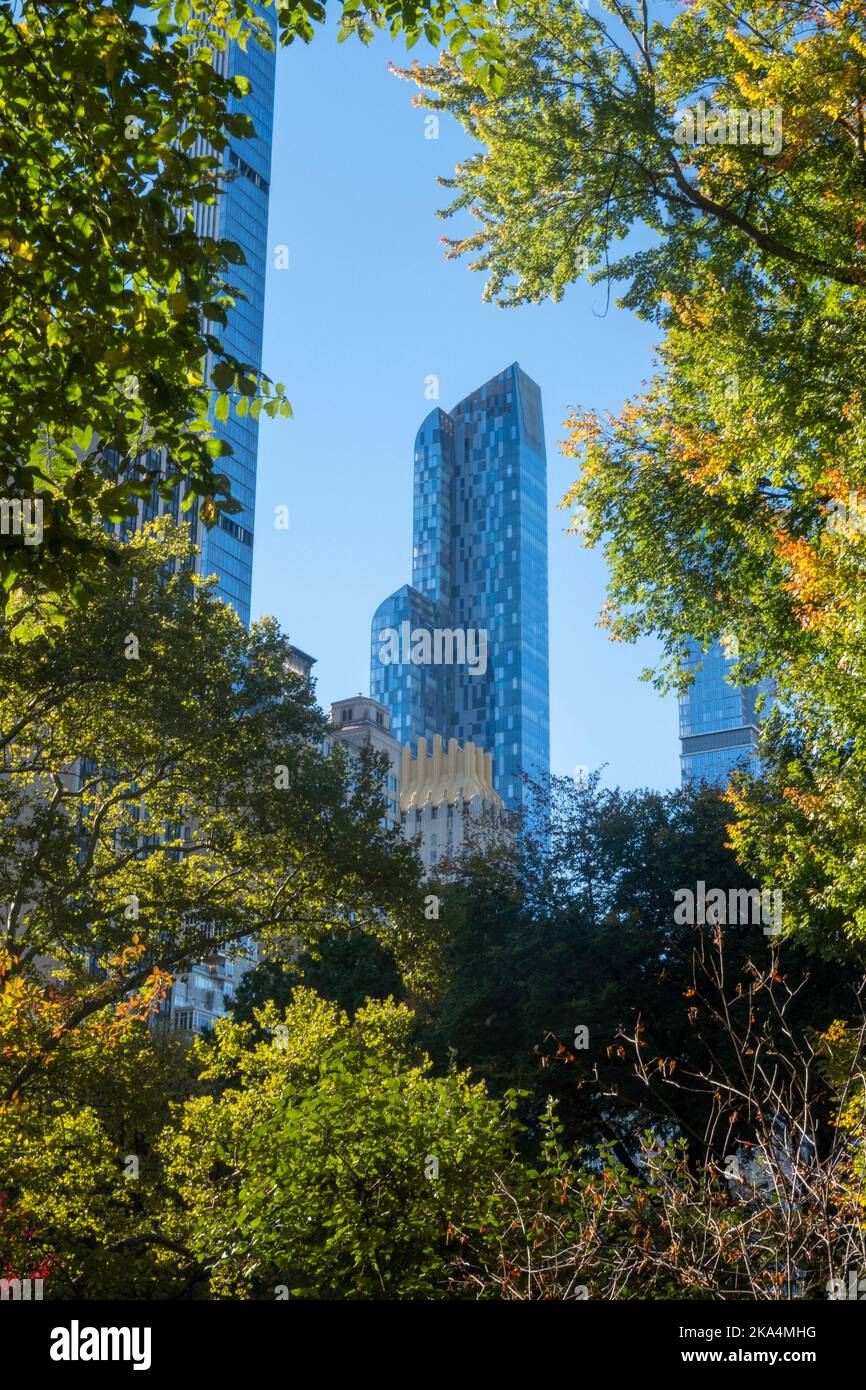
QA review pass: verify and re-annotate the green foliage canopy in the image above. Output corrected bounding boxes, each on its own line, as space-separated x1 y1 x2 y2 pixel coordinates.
0 0 502 615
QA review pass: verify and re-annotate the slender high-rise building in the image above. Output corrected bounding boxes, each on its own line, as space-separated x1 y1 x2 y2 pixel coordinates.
679 638 770 784
371 363 550 813
160 22 276 1033
124 18 275 626
193 22 275 625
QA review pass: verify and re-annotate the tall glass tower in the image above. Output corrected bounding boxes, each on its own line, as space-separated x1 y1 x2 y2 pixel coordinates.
122 19 276 1036
371 363 550 813
193 19 276 625
679 638 770 784
124 17 276 625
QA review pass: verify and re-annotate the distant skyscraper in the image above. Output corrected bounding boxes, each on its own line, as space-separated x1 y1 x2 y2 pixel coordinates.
124 18 276 626
166 21 276 1034
371 363 550 813
679 638 770 785
192 21 276 626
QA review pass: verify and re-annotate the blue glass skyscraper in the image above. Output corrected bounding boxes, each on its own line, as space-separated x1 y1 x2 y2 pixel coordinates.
371 363 550 813
121 19 276 1035
122 18 275 628
679 638 770 784
193 21 276 625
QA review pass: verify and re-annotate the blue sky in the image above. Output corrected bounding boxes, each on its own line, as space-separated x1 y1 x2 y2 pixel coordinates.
250 24 680 792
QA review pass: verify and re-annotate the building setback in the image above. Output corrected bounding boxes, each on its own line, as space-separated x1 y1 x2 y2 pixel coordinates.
371 363 550 813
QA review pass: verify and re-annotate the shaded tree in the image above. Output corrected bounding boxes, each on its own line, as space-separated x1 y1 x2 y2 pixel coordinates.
232 930 405 1026
419 774 863 1164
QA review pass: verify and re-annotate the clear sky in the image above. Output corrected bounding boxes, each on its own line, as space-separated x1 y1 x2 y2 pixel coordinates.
250 22 681 792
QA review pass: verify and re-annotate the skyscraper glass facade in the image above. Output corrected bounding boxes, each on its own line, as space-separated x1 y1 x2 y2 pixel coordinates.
120 21 276 1036
119 18 274 627
371 363 550 813
679 638 770 785
370 585 447 749
194 19 275 625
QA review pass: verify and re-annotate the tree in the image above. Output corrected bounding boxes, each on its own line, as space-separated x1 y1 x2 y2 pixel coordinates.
400 1 866 950
0 0 502 617
418 774 863 1162
451 947 866 1301
0 517 426 1109
399 0 864 306
159 990 510 1298
0 1008 198 1298
231 928 405 1028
